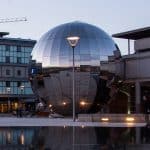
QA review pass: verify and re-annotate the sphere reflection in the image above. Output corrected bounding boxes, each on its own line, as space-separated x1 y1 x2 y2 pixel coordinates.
32 21 116 67
31 21 117 115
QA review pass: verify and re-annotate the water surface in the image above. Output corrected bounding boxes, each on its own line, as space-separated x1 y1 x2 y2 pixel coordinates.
0 126 149 150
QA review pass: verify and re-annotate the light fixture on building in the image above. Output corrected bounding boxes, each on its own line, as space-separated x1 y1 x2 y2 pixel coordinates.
49 104 52 108
62 102 67 106
101 117 109 122
80 101 86 106
6 87 11 93
20 85 24 93
14 102 18 109
126 117 134 122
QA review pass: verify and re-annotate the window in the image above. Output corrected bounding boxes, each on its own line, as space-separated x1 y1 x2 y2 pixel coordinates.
17 70 21 76
6 81 10 87
6 45 10 51
0 45 5 50
6 56 10 63
6 69 10 75
17 81 21 87
17 57 21 63
17 46 21 52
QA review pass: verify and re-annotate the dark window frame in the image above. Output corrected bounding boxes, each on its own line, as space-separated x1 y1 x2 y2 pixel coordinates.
17 81 21 87
6 45 10 51
6 81 10 87
17 46 21 52
6 69 10 75
17 57 21 64
6 56 10 63
17 70 21 76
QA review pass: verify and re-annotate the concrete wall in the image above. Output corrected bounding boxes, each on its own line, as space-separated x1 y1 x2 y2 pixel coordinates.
126 57 150 79
104 51 150 80
0 65 28 78
135 37 150 51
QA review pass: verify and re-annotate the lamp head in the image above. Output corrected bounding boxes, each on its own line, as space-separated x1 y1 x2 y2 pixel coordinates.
66 36 80 48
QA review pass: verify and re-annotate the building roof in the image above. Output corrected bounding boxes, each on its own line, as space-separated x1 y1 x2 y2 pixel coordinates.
0 32 9 37
0 37 36 43
112 27 150 40
0 32 36 43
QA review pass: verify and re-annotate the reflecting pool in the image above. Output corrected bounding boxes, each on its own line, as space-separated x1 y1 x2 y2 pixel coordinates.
0 126 149 149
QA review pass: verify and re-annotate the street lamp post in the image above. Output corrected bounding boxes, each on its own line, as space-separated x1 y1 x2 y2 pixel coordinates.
66 36 80 122
20 85 24 107
6 87 11 113
20 85 24 95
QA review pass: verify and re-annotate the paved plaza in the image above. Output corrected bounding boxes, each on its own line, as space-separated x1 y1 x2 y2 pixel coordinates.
0 117 146 127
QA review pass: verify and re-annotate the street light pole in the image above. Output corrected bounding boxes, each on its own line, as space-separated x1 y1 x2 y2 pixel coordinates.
72 46 75 122
20 85 24 95
66 36 80 122
6 87 11 113
20 85 24 104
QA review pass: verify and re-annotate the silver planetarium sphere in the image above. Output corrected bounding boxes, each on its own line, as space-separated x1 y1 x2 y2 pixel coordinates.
31 21 117 115
32 21 116 67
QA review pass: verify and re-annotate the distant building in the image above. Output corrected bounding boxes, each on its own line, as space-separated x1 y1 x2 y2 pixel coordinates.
111 27 150 113
0 32 36 113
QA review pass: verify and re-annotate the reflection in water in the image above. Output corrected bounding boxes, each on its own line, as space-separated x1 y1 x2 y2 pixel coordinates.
0 127 35 149
32 126 97 150
0 126 149 149
6 131 11 144
20 131 25 145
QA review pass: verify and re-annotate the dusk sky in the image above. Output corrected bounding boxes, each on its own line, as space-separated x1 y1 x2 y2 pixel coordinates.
0 0 150 54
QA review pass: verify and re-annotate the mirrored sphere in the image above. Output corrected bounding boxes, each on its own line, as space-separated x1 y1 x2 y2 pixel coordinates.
32 21 116 67
31 21 117 115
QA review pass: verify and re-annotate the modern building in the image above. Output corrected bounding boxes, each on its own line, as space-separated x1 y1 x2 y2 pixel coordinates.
111 27 150 114
0 32 36 113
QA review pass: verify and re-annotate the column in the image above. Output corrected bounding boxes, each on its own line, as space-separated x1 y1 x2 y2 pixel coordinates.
128 39 130 55
135 81 141 113
135 81 141 144
135 128 141 144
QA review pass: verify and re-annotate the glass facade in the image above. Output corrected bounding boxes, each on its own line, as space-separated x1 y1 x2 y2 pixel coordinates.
0 81 33 95
0 38 36 113
0 45 32 64
0 44 33 95
0 41 33 95
31 21 117 115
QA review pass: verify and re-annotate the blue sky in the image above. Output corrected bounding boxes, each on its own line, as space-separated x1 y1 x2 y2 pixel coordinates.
0 0 150 54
